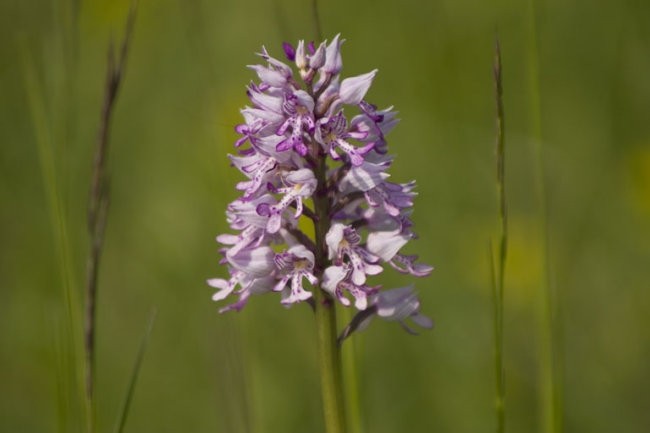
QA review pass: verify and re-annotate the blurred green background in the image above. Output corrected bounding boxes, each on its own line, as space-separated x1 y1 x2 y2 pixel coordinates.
2 0 650 432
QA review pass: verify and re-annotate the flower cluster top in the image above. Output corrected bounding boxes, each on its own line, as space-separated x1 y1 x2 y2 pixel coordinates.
208 35 433 333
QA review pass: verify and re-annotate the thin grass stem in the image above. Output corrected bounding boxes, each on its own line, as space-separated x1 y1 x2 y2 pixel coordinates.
491 36 507 433
84 4 138 429
526 2 563 432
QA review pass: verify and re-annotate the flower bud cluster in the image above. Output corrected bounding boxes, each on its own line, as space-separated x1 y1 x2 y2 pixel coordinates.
208 36 433 332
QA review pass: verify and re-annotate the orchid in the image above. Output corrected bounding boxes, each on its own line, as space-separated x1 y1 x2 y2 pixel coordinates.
208 35 433 336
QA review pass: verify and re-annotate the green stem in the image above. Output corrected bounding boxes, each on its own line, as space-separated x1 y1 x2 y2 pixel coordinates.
341 308 363 433
312 151 347 433
527 1 562 432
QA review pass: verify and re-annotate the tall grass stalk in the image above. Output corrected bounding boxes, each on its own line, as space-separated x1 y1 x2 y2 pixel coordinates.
490 36 507 433
526 1 563 432
84 4 137 430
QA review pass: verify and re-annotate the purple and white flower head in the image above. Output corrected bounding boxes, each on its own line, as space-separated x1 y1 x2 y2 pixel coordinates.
209 35 434 337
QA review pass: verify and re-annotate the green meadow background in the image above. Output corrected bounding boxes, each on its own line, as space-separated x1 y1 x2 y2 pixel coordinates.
2 0 650 432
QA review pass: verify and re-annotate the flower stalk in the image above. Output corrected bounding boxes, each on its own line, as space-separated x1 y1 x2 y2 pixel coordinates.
313 147 347 433
314 296 347 433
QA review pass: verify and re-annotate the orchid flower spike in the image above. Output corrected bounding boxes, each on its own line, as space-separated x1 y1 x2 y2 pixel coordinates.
208 36 433 337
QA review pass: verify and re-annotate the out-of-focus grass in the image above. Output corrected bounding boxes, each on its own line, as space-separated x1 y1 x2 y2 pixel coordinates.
2 1 650 433
490 35 506 433
525 0 562 431
113 309 156 433
23 29 88 433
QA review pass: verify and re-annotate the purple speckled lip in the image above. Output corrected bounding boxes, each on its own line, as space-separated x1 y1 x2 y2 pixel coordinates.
208 36 432 333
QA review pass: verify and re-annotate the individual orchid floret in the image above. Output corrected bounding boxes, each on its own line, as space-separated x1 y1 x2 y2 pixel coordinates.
338 286 432 341
388 253 434 277
373 286 433 333
326 223 383 285
322 265 374 310
276 91 315 155
209 272 276 313
357 101 400 154
316 112 374 166
365 180 417 216
229 152 277 199
256 168 316 233
273 245 317 304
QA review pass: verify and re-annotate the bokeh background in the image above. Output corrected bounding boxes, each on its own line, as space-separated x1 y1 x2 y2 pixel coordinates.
2 0 650 432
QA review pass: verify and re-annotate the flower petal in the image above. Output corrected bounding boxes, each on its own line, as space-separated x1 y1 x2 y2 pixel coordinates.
323 34 344 74
339 70 377 105
366 230 410 261
321 265 349 293
325 223 346 260
227 246 275 277
248 65 287 87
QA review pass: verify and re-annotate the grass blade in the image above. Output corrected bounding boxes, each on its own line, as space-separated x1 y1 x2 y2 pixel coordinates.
113 308 157 433
24 47 86 432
